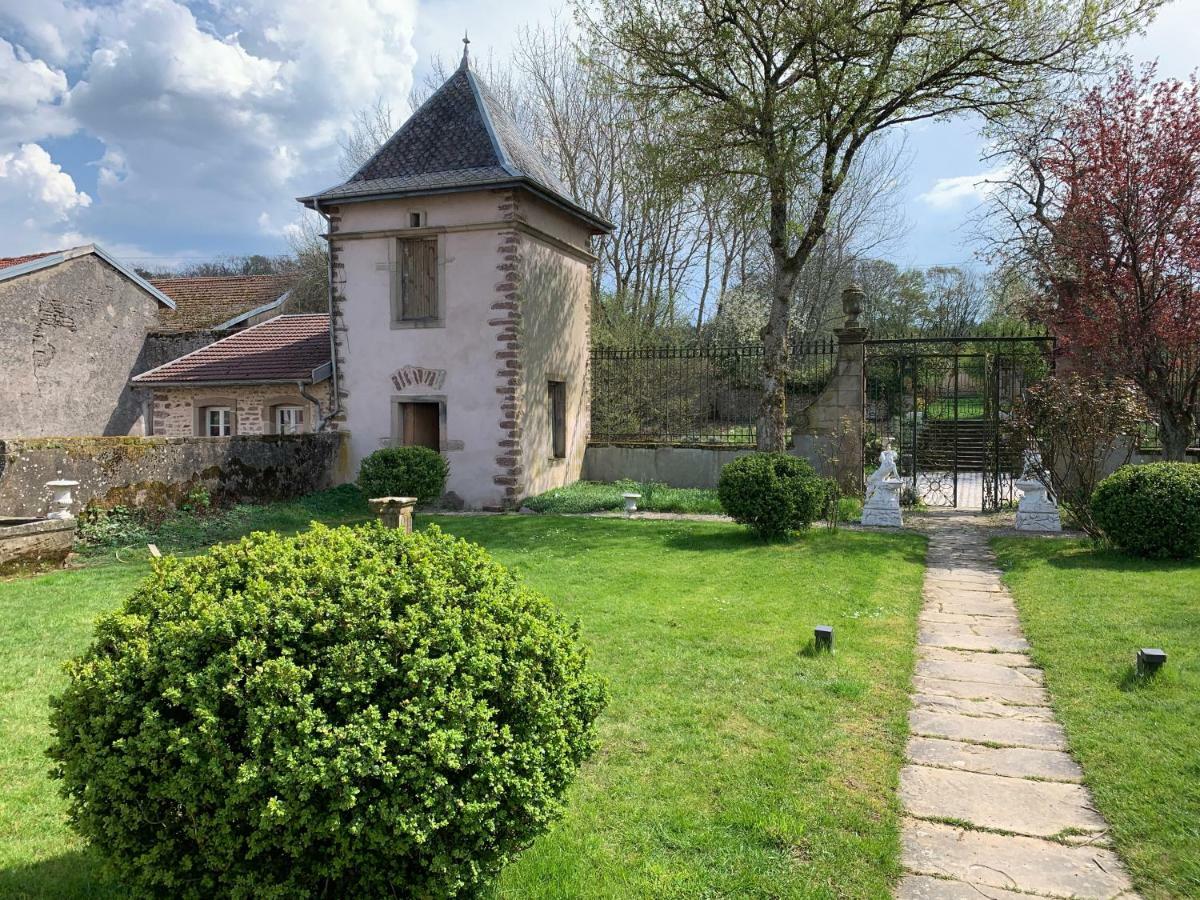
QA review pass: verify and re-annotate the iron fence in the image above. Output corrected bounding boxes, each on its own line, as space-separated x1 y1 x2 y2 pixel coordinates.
590 339 838 445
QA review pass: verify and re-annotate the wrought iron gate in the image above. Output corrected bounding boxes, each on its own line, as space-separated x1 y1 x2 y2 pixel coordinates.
863 335 1054 512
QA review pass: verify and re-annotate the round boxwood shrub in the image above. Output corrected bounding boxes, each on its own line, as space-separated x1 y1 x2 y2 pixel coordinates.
48 523 606 899
718 452 832 539
1092 462 1200 558
357 445 448 505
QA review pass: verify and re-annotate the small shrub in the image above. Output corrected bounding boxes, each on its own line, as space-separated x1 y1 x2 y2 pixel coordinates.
75 505 150 547
49 523 606 898
718 453 833 539
179 484 211 513
357 446 448 505
1092 462 1200 558
1011 375 1148 535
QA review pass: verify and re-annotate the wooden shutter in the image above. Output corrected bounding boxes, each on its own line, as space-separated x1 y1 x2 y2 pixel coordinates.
396 238 438 321
549 381 566 458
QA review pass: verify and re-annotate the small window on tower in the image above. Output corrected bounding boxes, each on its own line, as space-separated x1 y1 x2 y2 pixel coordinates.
548 381 566 459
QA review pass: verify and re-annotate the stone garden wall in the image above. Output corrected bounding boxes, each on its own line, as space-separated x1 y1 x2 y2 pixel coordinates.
0 433 349 518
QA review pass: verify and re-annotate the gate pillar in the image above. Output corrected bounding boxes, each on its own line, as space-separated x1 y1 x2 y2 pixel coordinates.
792 286 867 488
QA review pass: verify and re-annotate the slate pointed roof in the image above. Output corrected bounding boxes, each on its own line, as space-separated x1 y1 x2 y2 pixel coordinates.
300 56 610 233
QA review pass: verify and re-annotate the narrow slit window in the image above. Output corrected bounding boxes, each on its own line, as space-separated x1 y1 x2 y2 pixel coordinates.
549 381 566 458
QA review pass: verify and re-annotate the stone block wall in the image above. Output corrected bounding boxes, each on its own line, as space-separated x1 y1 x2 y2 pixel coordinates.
0 253 167 438
141 331 220 371
149 382 334 436
0 433 346 518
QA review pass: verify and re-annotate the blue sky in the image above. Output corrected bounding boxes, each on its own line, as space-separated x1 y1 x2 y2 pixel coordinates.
0 0 1195 270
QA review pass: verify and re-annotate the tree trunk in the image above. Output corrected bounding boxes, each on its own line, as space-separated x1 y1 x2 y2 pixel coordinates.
757 278 793 451
1158 404 1195 461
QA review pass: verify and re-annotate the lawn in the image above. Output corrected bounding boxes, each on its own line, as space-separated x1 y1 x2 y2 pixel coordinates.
1 505 926 898
924 395 984 419
521 479 724 515
522 479 864 522
993 538 1200 899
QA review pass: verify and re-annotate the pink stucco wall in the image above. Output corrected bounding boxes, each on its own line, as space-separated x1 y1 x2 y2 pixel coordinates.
329 188 596 509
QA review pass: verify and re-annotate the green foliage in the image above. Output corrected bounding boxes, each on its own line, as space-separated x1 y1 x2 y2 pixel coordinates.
48 523 606 899
522 480 722 515
357 446 449 505
75 505 150 547
179 485 212 513
1011 374 1149 536
75 486 370 556
1092 463 1200 558
717 453 833 538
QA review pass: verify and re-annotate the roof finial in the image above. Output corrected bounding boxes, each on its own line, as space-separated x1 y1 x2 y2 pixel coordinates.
460 31 470 70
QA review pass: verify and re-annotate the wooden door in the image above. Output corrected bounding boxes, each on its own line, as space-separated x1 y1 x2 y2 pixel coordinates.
400 402 440 450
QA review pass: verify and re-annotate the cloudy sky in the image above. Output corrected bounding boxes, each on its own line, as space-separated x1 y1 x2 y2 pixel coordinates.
0 0 1195 271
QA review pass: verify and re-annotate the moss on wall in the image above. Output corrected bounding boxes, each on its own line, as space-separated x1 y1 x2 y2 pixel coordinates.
0 434 344 518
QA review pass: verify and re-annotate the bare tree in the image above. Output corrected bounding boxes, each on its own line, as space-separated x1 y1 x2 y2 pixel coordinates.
337 98 398 177
286 212 332 313
583 0 1164 450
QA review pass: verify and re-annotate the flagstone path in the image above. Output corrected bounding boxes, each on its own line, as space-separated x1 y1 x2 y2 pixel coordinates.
896 515 1138 899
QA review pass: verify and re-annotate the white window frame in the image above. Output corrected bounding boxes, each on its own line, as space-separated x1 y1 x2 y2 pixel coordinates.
205 407 233 437
275 405 305 435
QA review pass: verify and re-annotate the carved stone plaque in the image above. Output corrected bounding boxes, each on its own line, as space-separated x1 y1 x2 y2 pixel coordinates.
391 365 446 391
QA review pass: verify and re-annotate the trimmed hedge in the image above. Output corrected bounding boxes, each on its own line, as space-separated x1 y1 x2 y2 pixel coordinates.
49 523 606 898
357 446 448 505
718 453 833 539
1092 462 1200 559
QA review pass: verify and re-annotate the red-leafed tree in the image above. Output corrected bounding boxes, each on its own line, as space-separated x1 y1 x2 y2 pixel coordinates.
1002 66 1200 459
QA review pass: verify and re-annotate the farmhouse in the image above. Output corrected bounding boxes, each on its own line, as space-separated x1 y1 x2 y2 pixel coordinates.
131 315 333 436
299 44 611 509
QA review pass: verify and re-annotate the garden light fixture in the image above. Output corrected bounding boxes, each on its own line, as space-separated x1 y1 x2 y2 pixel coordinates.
814 625 834 652
1137 648 1166 677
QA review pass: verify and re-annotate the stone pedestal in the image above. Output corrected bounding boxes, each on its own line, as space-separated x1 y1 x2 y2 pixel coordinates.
862 478 904 527
368 496 418 533
1014 479 1061 532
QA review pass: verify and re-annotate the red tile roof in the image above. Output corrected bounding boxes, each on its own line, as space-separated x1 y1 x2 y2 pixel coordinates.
133 314 331 385
0 251 57 271
150 274 294 332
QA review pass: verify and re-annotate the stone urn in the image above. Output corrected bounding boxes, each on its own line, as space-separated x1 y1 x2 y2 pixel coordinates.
45 480 80 521
841 283 864 327
621 492 641 515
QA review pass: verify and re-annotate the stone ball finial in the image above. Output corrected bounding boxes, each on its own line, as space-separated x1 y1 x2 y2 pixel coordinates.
841 283 864 326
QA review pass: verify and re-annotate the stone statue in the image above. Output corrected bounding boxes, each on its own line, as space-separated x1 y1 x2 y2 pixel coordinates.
862 444 904 527
865 446 900 503
1014 448 1061 532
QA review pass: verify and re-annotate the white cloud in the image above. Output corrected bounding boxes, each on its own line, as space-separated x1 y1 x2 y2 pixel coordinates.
0 143 90 217
0 37 73 143
918 167 1008 211
0 0 418 255
0 143 92 252
0 0 98 66
0 38 66 111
